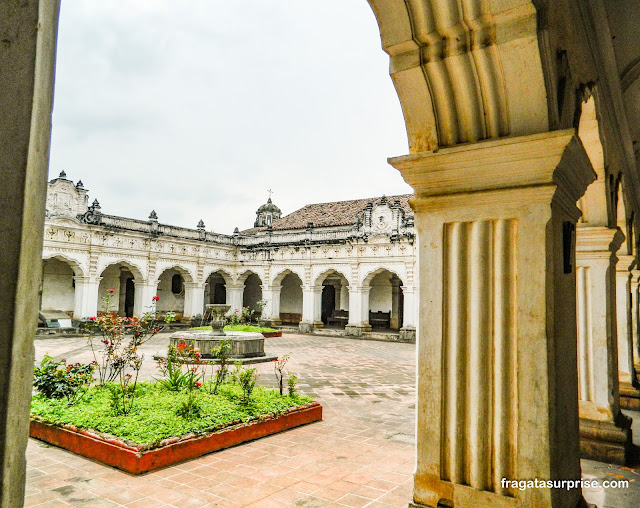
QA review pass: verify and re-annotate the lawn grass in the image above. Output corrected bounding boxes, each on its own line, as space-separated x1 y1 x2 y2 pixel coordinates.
30 382 310 447
190 324 278 333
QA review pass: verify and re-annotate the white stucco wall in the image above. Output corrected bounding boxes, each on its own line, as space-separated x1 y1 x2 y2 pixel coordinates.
98 264 123 314
41 258 75 313
280 273 303 313
369 272 392 312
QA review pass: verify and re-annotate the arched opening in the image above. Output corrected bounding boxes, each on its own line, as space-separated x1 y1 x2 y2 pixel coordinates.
366 269 404 332
98 263 137 317
156 267 191 318
40 257 77 324
204 271 228 306
316 269 350 328
242 273 263 314
279 272 303 325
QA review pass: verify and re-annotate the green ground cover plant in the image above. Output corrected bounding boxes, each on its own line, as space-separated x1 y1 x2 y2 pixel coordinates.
31 382 311 446
190 324 277 333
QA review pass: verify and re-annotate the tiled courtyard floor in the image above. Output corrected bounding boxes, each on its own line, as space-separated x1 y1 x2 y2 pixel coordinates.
25 332 640 507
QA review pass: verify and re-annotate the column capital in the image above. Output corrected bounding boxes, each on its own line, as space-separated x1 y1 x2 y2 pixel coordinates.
576 226 625 254
390 130 595 216
617 255 637 274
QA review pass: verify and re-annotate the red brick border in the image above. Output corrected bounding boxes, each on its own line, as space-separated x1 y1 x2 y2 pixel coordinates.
30 402 321 474
261 331 282 337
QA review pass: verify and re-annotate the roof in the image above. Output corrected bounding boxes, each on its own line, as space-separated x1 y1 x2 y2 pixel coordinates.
242 194 413 234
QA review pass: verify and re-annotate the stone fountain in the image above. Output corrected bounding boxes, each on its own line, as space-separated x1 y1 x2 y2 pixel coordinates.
169 304 268 360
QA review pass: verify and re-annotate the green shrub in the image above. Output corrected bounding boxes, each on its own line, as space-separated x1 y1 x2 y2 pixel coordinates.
33 354 95 404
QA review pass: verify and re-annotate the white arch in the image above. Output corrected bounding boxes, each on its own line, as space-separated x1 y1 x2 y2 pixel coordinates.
313 267 352 287
156 263 195 283
236 269 264 285
42 251 86 277
360 265 406 287
97 258 145 280
271 266 305 287
202 266 234 285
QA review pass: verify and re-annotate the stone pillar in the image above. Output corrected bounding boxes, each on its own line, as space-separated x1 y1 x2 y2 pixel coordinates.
183 282 205 320
225 284 245 315
133 280 158 318
299 285 323 333
616 255 636 385
260 285 281 326
390 279 401 330
345 286 371 336
631 270 640 374
333 282 342 310
399 285 417 342
391 131 594 508
0 2 60 505
575 226 632 465
340 285 349 310
73 276 100 319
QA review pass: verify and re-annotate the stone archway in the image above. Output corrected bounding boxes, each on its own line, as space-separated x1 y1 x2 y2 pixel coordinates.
40 256 80 319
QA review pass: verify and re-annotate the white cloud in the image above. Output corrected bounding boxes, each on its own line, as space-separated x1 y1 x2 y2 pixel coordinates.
49 0 411 234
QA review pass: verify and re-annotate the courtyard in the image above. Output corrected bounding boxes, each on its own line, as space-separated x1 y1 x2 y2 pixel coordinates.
24 333 640 507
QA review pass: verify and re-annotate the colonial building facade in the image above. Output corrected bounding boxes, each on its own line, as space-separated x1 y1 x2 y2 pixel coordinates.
41 172 418 341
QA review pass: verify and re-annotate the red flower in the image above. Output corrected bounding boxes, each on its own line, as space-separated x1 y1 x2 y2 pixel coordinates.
195 381 202 388
152 296 160 302
108 288 115 293
89 316 96 321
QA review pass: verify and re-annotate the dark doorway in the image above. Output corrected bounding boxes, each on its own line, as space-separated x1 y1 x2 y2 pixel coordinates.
125 278 135 318
213 283 226 304
321 285 336 324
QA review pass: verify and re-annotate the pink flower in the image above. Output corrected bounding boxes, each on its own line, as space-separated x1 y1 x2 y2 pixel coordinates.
108 288 115 293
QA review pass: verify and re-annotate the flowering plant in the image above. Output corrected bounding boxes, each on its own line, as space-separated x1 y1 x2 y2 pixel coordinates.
273 353 291 396
33 354 96 405
159 339 205 418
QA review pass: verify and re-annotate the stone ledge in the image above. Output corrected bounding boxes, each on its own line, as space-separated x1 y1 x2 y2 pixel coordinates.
30 402 322 475
579 414 634 465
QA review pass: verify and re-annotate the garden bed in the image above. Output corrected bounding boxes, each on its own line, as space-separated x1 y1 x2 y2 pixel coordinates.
30 384 321 474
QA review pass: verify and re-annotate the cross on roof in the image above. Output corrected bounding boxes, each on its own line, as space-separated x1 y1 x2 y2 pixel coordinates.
267 188 273 199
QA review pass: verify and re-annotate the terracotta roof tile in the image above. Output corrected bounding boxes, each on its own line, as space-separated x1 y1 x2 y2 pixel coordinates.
242 194 413 234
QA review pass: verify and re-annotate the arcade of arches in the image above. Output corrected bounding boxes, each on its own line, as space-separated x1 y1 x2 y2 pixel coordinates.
6 1 640 507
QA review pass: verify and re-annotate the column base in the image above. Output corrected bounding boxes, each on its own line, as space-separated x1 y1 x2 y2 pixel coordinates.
620 381 640 410
345 324 371 337
410 496 593 508
298 321 323 334
399 327 416 342
579 413 634 465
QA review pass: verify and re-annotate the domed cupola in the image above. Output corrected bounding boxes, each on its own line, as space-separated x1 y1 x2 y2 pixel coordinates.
254 193 282 227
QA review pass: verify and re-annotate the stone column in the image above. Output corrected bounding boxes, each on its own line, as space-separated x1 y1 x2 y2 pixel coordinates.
73 276 100 319
631 270 640 374
299 285 323 333
225 284 245 315
133 280 158 318
260 285 282 326
333 282 342 310
0 2 60 505
391 131 594 508
575 226 631 465
340 285 349 310
183 282 205 320
399 285 417 342
616 255 636 385
345 286 371 336
390 279 401 330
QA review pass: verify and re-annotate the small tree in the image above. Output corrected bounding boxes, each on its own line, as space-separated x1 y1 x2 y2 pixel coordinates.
273 354 290 396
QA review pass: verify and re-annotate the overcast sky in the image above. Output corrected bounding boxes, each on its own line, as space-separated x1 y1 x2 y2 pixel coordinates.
49 1 412 234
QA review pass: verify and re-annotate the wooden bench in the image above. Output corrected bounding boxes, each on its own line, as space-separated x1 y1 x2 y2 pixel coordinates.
326 309 349 326
369 311 391 329
279 312 302 324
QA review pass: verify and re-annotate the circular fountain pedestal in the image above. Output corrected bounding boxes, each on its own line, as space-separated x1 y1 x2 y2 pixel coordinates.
169 330 266 359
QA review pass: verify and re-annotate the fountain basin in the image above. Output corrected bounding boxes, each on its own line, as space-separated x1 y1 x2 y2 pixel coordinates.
169 331 266 359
